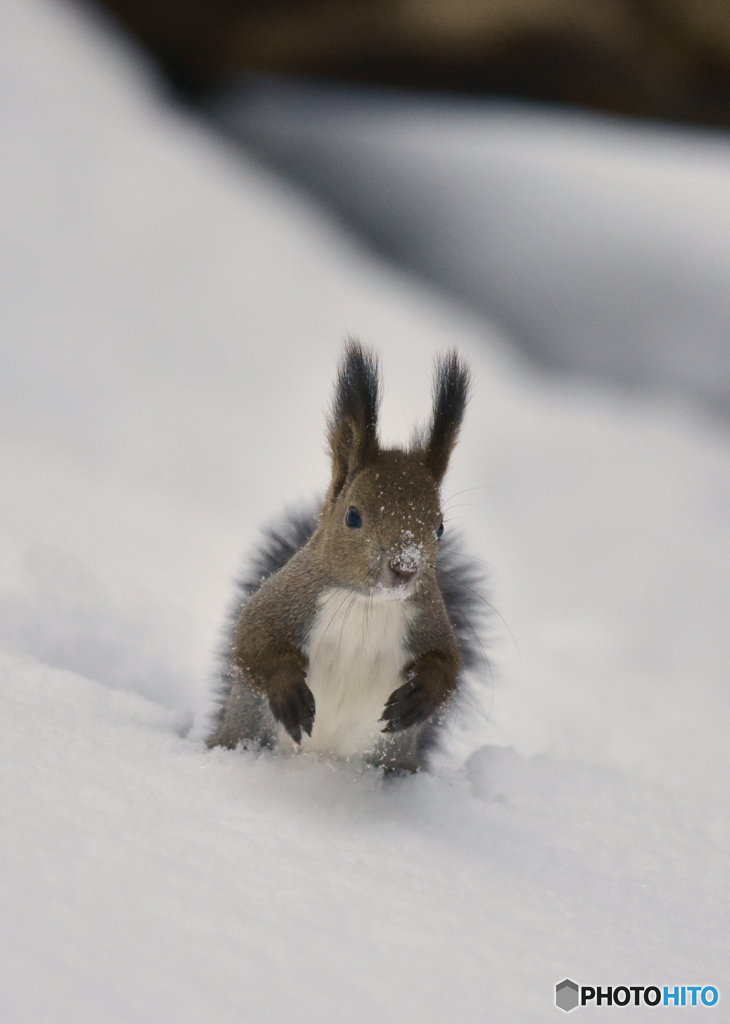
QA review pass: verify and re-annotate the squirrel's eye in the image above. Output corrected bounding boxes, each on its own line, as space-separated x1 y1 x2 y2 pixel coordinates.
436 522 444 540
346 507 363 529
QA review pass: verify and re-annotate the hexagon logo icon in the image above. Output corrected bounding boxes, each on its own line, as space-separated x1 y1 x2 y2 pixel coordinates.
556 979 579 1012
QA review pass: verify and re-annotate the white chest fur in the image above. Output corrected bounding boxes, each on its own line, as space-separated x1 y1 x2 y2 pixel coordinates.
298 586 418 758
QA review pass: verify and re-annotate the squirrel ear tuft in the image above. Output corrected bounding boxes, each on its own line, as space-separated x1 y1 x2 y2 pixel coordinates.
326 339 381 500
423 351 470 484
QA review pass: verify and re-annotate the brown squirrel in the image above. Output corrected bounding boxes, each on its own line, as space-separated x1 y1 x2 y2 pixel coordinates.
207 341 483 771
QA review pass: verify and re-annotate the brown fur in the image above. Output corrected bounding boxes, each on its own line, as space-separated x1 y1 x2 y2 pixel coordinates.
208 341 471 767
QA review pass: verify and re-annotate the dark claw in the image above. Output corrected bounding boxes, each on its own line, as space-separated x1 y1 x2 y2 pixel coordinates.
269 679 315 744
380 677 433 733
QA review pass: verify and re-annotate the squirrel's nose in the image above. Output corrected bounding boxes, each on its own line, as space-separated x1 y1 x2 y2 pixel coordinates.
388 560 418 583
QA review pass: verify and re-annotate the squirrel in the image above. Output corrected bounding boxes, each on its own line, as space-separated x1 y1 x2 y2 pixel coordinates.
207 341 484 771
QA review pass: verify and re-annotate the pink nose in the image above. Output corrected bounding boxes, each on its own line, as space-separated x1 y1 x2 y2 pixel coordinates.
389 561 418 583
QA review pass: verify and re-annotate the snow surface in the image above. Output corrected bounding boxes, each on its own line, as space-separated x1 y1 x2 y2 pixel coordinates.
1 0 729 1020
218 77 730 411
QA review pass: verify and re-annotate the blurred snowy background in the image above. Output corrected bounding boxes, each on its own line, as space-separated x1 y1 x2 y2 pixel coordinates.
1 0 729 1021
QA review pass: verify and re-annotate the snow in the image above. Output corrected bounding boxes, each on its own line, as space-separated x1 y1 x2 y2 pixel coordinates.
1 0 728 1020
218 76 730 410
2 650 726 1023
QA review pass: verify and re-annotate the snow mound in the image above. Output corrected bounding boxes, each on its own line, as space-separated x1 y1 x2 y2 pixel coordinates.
217 76 730 410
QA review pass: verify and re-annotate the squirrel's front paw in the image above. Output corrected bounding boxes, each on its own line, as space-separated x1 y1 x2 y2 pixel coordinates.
380 675 437 733
269 679 316 744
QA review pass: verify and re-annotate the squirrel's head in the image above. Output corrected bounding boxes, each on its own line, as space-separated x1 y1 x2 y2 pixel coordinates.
318 340 470 598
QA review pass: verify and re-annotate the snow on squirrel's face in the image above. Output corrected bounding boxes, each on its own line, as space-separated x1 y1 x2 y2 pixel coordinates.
319 450 444 596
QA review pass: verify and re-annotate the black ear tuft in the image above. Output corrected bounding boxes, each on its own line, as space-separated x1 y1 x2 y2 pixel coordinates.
326 339 381 499
424 351 470 484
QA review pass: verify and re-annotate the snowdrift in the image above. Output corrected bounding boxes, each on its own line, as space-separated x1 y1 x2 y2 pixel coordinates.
218 76 730 410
